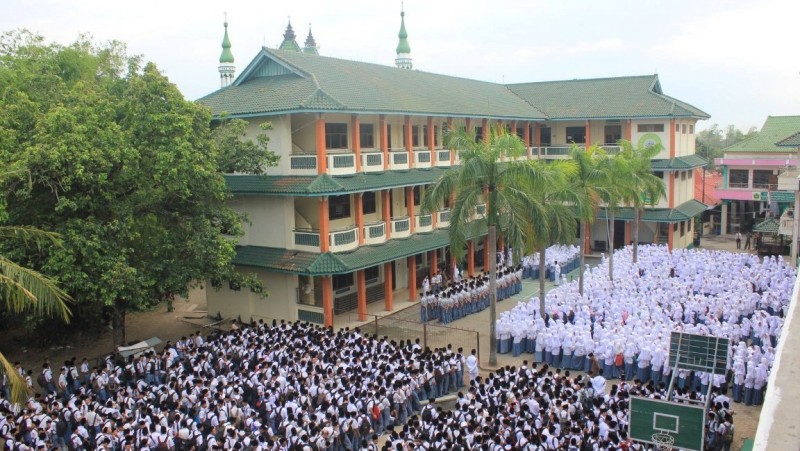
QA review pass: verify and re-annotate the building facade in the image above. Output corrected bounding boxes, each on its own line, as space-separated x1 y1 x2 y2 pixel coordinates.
714 116 800 234
199 19 709 327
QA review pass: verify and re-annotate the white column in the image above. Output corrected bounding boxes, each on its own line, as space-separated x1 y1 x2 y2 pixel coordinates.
721 203 729 235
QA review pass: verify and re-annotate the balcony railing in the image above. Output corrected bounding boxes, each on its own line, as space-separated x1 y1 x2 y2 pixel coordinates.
329 226 359 252
290 155 318 175
415 214 434 233
728 182 750 189
327 153 357 175
363 221 387 245
599 145 622 154
293 230 321 253
414 150 432 168
437 210 451 228
390 151 410 171
361 152 384 173
539 146 574 158
391 216 411 238
437 150 452 167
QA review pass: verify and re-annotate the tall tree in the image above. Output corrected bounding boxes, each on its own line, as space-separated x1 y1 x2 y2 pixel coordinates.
422 126 568 366
569 145 612 295
0 31 275 347
617 140 666 263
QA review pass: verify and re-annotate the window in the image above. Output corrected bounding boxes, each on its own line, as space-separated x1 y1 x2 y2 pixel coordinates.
681 171 686 181
675 123 680 132
689 124 695 134
404 186 421 207
566 126 586 144
540 127 552 146
673 223 678 232
362 191 376 214
729 169 748 188
682 124 687 134
654 171 664 179
680 222 685 237
332 273 354 291
360 124 375 148
325 123 348 149
364 265 380 283
422 125 440 147
403 125 420 147
475 126 484 143
329 195 351 220
604 125 621 144
516 127 525 139
753 170 773 189
638 124 665 133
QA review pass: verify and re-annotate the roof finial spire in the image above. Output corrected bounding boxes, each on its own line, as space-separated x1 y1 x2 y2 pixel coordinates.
395 3 412 69
218 13 235 88
304 22 319 55
280 17 301 52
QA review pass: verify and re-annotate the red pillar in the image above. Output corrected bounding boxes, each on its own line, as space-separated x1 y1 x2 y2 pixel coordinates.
357 270 367 321
351 114 361 172
625 119 632 142
384 262 394 311
382 190 391 239
535 123 542 158
668 225 674 251
380 114 389 170
408 256 417 302
481 118 489 144
404 115 414 168
584 223 592 255
319 198 330 252
428 116 435 166
669 174 676 208
355 193 364 245
316 115 327 175
669 119 676 158
321 276 333 327
524 122 531 159
585 120 592 147
624 222 631 246
429 250 437 276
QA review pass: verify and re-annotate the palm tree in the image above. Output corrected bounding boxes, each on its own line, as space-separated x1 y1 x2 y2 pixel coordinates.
569 145 612 295
0 225 71 405
422 125 568 366
617 140 666 262
530 162 582 316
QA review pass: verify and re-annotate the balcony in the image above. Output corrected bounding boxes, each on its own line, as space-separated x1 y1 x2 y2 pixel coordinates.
391 216 411 238
361 152 384 173
414 150 433 168
289 155 318 175
471 203 487 221
539 146 576 159
363 221 387 246
437 210 451 228
599 145 622 154
292 226 359 253
415 214 434 233
728 182 750 189
329 226 359 252
327 153 357 176
389 151 410 171
437 150 452 167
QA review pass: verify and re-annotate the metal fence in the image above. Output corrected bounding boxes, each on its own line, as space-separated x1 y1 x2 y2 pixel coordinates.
346 310 481 356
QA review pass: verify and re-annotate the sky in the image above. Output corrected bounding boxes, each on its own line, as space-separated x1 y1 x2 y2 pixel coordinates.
3 0 799 132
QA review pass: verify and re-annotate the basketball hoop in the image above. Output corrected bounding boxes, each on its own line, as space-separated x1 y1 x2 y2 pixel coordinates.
651 432 675 450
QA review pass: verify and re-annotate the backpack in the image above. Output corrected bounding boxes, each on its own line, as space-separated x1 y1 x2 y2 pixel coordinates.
371 403 380 421
36 373 47 389
155 434 170 451
421 406 433 422
721 423 734 444
580 389 594 412
66 369 75 386
359 416 371 436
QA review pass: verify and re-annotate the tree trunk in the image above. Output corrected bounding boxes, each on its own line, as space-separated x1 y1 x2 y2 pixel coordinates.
121 309 127 346
579 220 586 296
608 209 615 281
632 209 640 263
538 245 546 319
488 224 498 367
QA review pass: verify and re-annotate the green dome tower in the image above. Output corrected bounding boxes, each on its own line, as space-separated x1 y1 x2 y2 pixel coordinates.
395 7 412 69
218 16 236 87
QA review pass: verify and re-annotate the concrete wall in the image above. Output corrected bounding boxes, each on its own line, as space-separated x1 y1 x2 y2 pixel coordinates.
630 120 670 160
240 115 293 176
229 196 293 248
206 269 298 322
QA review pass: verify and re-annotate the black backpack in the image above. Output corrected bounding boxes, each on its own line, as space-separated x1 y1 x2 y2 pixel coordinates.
421 406 433 422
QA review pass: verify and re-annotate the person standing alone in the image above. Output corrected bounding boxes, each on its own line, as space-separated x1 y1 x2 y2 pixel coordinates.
735 231 742 249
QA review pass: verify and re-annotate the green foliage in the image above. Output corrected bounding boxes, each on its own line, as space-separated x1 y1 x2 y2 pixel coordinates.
0 31 275 342
212 115 278 174
696 124 759 169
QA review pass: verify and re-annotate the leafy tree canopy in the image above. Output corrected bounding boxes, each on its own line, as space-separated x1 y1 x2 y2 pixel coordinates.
0 30 276 342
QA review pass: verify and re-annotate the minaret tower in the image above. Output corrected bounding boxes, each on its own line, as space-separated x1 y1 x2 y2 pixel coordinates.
395 5 412 69
218 14 235 87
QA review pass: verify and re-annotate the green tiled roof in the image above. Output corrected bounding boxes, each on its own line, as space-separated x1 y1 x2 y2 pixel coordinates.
226 168 451 196
233 226 487 275
597 199 709 223
506 75 709 120
723 116 800 153
753 218 779 233
651 154 707 171
776 131 800 148
199 48 546 120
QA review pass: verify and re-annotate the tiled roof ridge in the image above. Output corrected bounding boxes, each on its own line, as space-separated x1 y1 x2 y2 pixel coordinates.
505 74 657 87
